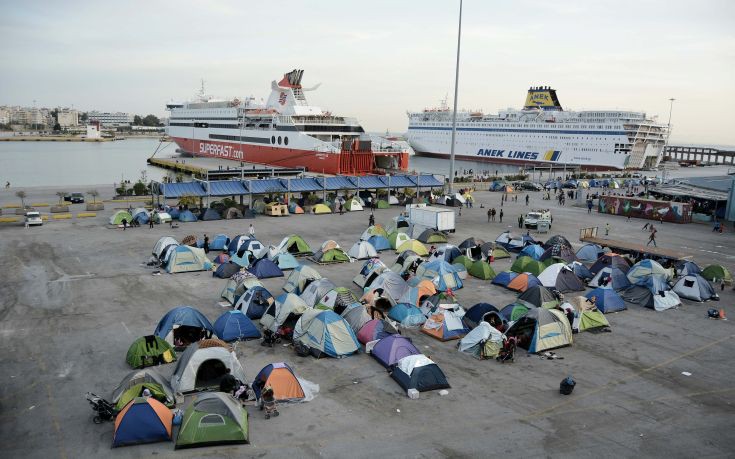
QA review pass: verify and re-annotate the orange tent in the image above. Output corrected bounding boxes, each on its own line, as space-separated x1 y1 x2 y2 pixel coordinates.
253 362 306 401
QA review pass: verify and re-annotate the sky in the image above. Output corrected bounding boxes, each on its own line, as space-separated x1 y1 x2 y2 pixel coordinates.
1 0 733 145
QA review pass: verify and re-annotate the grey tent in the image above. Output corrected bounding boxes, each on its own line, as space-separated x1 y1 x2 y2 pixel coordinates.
672 274 718 302
201 208 222 221
214 262 241 279
518 285 560 309
537 263 585 293
620 286 681 312
170 342 246 394
299 278 338 307
225 207 243 219
340 303 372 333
111 368 175 410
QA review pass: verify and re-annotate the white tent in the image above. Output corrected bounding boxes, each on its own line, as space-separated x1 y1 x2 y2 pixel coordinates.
153 212 172 224
299 278 338 308
353 258 387 288
537 263 567 287
283 265 322 294
153 236 178 257
170 343 246 394
672 274 718 302
260 293 311 333
458 321 505 355
388 195 399 205
348 241 378 260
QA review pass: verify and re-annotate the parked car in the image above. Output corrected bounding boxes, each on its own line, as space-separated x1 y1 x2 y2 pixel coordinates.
517 181 543 191
523 210 552 229
64 192 85 203
25 211 43 226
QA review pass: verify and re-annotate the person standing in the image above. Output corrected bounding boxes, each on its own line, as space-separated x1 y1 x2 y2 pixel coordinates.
518 215 523 229
369 212 375 226
525 194 529 206
203 234 210 254
249 224 255 239
499 209 504 223
149 213 155 229
487 208 492 222
121 218 127 231
491 208 496 221
605 223 610 236
338 202 344 215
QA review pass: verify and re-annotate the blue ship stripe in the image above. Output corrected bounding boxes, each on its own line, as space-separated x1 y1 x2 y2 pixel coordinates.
408 126 626 136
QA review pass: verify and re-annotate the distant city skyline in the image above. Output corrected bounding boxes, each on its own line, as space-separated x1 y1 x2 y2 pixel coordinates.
1 0 733 145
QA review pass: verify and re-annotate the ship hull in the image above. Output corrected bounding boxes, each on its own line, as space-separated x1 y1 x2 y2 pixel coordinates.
413 149 623 171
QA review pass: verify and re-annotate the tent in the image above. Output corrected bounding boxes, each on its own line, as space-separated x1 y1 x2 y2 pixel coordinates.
252 200 266 214
519 244 545 260
389 231 411 250
178 210 198 222
209 234 230 251
621 285 681 311
672 274 718 302
312 203 332 214
544 235 573 250
507 272 542 293
627 259 673 284
576 243 603 263
242 208 256 219
391 251 423 276
320 240 341 251
315 287 359 314
293 309 360 358
510 256 546 276
341 302 372 334
170 342 245 394
167 246 213 273
154 212 172 224
273 252 300 270
230 249 253 268
277 234 313 256
518 285 560 309
506 308 573 353
391 354 450 393
361 225 388 241
111 368 175 412
132 208 150 225
458 322 505 359
496 231 535 252
429 245 462 263
233 285 274 319
283 265 322 294
367 235 391 252
348 241 379 260
588 266 631 290
676 261 702 276
153 236 178 257
175 393 248 449
110 210 133 225
491 271 519 288
167 207 181 219
388 195 400 205
353 258 387 289
468 260 496 280
213 262 240 279
563 300 610 333
453 255 474 270
568 261 594 281
220 273 262 305
344 197 363 211
416 259 463 291
388 303 426 327
159 244 179 268
370 335 420 368
154 306 214 347
300 278 339 307
288 202 305 214
586 287 626 313
500 302 530 322
421 304 469 341
480 243 511 260
228 235 250 255
463 303 501 329
701 264 732 284
590 253 631 275
312 247 350 264
357 317 398 344
417 229 448 244
252 363 306 401
247 258 284 279
540 244 578 264
242 239 267 259
537 263 585 292
225 207 243 219
126 335 176 369
260 292 310 334
201 208 221 221
459 237 485 250
396 239 429 256
376 199 390 209
214 310 261 341
113 397 173 447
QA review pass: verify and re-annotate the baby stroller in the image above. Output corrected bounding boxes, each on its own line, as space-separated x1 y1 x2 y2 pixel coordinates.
85 392 116 424
259 385 279 419
496 336 517 363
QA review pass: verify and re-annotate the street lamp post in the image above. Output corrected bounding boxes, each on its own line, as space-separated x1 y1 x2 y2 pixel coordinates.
448 0 463 195
661 97 675 184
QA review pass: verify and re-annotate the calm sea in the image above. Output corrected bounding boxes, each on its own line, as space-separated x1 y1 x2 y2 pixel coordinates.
0 138 518 187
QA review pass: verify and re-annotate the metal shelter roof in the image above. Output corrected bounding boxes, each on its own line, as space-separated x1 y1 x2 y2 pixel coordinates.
247 178 288 194
288 178 323 192
357 176 389 189
207 180 248 196
161 182 207 198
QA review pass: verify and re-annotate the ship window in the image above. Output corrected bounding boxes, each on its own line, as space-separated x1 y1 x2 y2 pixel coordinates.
271 136 275 144
278 136 282 145
284 136 289 145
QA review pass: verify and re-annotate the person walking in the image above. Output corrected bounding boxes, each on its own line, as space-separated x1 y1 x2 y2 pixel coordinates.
338 202 344 215
646 228 657 247
518 215 523 229
642 222 649 231
121 218 127 231
149 214 155 229
587 200 593 214
369 212 375 226
203 234 210 254
249 224 255 239
491 208 496 221
499 209 504 223
487 208 492 222
605 223 610 236
525 194 529 206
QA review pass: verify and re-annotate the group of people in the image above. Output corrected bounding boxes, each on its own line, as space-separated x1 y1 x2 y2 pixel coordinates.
486 208 503 222
641 222 658 247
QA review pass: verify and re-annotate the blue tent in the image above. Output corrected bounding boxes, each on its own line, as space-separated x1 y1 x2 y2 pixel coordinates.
113 397 172 447
234 285 274 319
293 310 360 358
154 306 214 341
576 243 602 263
178 210 197 222
214 310 261 341
519 244 545 260
210 234 230 251
213 262 240 279
367 235 391 252
132 210 149 225
248 258 284 279
499 303 530 322
388 303 426 327
586 287 626 313
167 207 180 219
590 266 631 290
228 235 250 255
416 259 463 291
677 261 702 276
463 303 501 329
491 271 518 287
588 179 600 188
273 253 300 270
568 262 593 281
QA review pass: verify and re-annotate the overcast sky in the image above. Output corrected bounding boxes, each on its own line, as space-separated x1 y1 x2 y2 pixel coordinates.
1 0 733 145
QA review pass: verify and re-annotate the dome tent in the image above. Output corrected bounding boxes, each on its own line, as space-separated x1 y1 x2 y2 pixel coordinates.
506 308 573 354
585 287 626 313
170 342 246 394
621 285 681 311
341 302 372 333
391 354 450 393
348 241 379 260
214 310 261 341
260 292 310 334
247 258 284 279
213 262 240 279
209 234 230 251
126 335 176 368
700 264 732 284
537 263 585 293
388 231 411 250
421 304 469 341
153 236 178 257
588 266 631 290
416 259 463 291
315 287 360 314
233 285 274 319
113 397 173 447
576 243 603 263
178 210 197 222
396 239 429 256
672 274 718 302
463 303 502 329
676 261 702 276
388 303 426 327
518 285 560 309
111 368 175 412
468 260 497 280
273 252 300 270
510 256 546 277
590 253 631 276
353 258 387 289
252 362 306 402
568 261 593 281
429 244 462 263
507 272 542 293
357 318 398 344
283 265 322 294
175 393 248 449
492 271 519 288
277 234 313 256
370 335 420 368
500 302 530 322
154 306 214 348
458 322 505 359
367 235 391 251
519 244 545 260
293 309 360 358
110 210 133 225
300 278 338 308
166 246 213 273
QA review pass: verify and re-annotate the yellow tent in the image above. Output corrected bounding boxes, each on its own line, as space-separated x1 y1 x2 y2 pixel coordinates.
312 203 332 214
396 239 429 256
577 180 589 189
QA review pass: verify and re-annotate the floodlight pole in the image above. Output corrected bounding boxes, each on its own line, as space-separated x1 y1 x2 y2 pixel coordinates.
448 0 463 195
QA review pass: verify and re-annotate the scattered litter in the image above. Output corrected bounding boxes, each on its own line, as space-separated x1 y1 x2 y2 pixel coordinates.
151 270 161 276
282 343 289 347
396 408 401 413
28 405 35 411
407 389 419 399
352 381 359 384
681 371 692 376
438 389 449 396
217 301 230 308
424 346 429 349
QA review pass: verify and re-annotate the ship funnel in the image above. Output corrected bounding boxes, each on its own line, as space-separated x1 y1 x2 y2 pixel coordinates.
524 87 563 111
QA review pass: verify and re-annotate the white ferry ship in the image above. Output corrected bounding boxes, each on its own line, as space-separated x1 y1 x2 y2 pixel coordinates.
166 70 408 175
406 87 668 170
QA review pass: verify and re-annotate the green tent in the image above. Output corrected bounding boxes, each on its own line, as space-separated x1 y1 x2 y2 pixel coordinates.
126 336 176 369
109 210 133 225
453 255 474 270
280 234 312 256
490 246 511 259
701 264 733 284
376 199 390 209
176 393 248 449
388 231 411 249
115 382 173 411
501 303 529 322
469 260 496 280
314 248 350 263
510 256 546 276
577 309 610 332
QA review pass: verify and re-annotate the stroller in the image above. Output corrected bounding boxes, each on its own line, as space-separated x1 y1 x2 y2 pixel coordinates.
496 336 517 363
86 392 116 424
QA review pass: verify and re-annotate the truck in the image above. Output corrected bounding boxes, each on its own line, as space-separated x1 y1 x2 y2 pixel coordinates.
406 204 456 233
523 209 552 229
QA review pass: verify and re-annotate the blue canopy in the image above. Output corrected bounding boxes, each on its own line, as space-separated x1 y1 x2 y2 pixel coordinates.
154 306 214 340
248 258 284 279
586 288 626 313
214 310 261 341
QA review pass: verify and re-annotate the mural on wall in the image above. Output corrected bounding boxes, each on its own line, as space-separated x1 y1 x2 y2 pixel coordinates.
598 196 691 223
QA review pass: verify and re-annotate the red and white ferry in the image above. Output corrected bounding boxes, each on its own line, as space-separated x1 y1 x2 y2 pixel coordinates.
166 69 409 175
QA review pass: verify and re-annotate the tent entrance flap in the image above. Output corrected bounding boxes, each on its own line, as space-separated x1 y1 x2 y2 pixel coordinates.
174 325 207 347
195 359 228 390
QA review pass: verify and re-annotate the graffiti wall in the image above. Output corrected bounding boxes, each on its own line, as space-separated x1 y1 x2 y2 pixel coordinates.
598 196 692 223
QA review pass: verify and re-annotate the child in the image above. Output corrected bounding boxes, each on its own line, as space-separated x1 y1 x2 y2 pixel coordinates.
260 385 279 419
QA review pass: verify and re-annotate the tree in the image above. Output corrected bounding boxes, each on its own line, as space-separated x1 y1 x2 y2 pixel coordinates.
133 115 143 126
15 190 26 208
86 189 99 203
142 114 160 127
53 122 61 132
133 180 148 196
80 112 88 122
56 191 67 205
